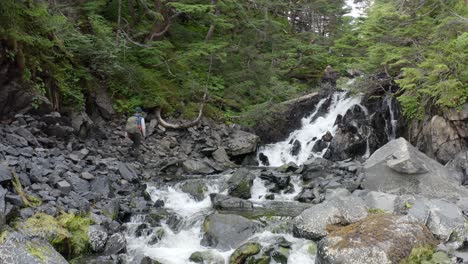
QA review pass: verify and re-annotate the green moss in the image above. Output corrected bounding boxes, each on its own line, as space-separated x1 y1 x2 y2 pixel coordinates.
19 212 93 260
307 242 317 255
404 201 413 209
26 242 49 263
11 170 41 207
368 208 387 214
401 245 451 264
0 230 9 243
230 242 261 264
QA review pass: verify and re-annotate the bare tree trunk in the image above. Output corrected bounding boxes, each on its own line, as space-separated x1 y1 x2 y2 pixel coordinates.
116 0 122 42
205 0 218 41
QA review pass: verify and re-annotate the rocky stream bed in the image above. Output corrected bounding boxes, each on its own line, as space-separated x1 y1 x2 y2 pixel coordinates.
0 90 467 264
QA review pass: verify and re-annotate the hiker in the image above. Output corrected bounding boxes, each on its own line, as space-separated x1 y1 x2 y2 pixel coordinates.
125 107 146 156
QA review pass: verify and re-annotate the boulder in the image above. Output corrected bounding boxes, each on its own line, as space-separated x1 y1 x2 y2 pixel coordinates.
70 111 94 138
227 168 256 199
364 191 397 213
316 214 437 264
224 130 259 156
118 162 138 182
290 140 301 156
211 193 312 218
103 233 126 255
201 213 262 250
179 179 208 201
212 147 234 166
88 225 108 253
446 151 468 184
189 250 224 264
0 231 68 264
182 159 215 175
93 86 115 120
363 138 468 200
0 164 13 183
229 242 261 264
293 196 368 240
408 198 465 241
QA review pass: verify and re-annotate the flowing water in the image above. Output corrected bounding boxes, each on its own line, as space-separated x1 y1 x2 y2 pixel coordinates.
124 88 372 263
125 173 315 264
383 94 398 141
258 92 365 167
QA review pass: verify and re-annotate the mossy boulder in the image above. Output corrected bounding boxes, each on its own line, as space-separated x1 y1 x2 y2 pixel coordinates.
179 179 209 201
0 231 67 264
189 250 224 264
227 168 257 199
17 212 93 259
229 242 261 264
316 214 437 264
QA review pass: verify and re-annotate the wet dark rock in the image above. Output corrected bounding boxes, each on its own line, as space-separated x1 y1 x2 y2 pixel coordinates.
179 179 208 201
322 131 333 142
312 140 328 153
290 140 301 156
227 168 257 199
189 250 224 264
258 153 270 166
229 242 261 264
260 171 290 190
296 188 315 203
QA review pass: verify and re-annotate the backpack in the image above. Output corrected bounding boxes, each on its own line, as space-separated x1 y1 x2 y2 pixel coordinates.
125 115 142 134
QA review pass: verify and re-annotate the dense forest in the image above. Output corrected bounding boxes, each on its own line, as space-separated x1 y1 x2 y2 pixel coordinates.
0 0 466 120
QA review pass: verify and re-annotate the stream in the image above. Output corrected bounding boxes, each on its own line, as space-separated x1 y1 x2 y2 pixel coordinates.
123 88 400 264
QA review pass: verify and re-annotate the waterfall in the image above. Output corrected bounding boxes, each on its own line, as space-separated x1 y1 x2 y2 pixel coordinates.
258 92 364 167
384 94 398 141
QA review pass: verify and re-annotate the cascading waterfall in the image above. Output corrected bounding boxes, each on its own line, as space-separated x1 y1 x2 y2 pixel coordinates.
383 94 398 141
125 173 315 264
258 91 364 167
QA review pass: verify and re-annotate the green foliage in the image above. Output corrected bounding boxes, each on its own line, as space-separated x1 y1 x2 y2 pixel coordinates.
19 212 93 260
368 208 387 214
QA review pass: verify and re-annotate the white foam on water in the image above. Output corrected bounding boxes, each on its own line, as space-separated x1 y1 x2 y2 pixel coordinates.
259 92 363 167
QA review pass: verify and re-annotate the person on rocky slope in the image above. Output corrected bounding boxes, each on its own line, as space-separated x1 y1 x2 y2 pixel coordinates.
125 107 146 157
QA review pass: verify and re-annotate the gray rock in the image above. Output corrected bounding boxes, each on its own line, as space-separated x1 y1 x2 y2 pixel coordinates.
227 168 256 199
0 164 12 183
201 213 262 250
0 186 7 226
178 179 208 201
364 191 397 213
56 180 72 194
363 138 467 200
409 198 465 241
91 177 111 198
0 231 68 264
71 111 94 138
65 172 90 193
118 162 138 182
189 250 224 264
81 172 95 180
15 127 39 146
212 147 233 166
88 225 108 253
293 195 368 240
224 130 259 156
211 193 312 218
6 134 28 147
104 233 126 255
182 159 215 175
316 215 436 264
